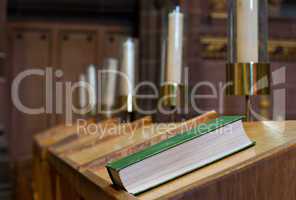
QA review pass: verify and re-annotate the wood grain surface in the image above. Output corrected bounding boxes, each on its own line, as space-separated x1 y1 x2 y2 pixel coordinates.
81 121 296 200
44 120 296 200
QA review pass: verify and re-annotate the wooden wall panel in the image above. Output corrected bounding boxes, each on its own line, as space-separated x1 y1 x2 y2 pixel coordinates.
0 0 7 127
139 0 296 120
57 30 98 123
101 27 130 62
7 21 131 161
7 21 130 200
138 0 162 115
59 31 98 81
10 29 51 160
0 1 6 77
0 0 5 22
0 78 7 129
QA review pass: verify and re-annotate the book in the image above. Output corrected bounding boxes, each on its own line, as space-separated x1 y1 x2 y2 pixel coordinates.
63 111 218 170
106 116 255 195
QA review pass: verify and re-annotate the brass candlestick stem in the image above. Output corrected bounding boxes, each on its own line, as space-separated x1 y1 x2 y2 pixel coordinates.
245 96 251 121
169 106 177 122
119 95 136 122
126 112 135 123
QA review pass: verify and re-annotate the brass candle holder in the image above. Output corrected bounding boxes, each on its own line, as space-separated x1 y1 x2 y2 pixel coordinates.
160 83 185 122
226 63 270 121
161 83 185 108
227 0 270 121
119 95 136 122
100 104 115 120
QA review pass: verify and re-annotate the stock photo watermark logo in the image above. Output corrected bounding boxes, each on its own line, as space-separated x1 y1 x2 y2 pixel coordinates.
248 67 286 121
248 66 287 133
11 66 287 130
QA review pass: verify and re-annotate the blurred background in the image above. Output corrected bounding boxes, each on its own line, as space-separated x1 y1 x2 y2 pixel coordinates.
0 0 296 199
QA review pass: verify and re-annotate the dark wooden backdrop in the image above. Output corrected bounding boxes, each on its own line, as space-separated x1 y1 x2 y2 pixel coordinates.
0 0 8 128
8 21 130 162
139 0 296 120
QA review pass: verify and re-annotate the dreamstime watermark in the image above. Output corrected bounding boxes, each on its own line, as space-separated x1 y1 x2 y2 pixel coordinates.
11 66 287 128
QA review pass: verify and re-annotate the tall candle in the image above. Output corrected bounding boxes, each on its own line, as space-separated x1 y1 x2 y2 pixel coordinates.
237 0 259 63
87 64 97 109
103 58 118 109
166 6 184 84
79 74 87 108
120 38 136 96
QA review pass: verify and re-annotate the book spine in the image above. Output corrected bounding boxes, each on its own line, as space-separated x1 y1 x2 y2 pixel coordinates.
83 111 218 170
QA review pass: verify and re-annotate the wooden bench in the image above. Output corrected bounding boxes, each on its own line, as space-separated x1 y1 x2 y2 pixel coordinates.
37 121 296 200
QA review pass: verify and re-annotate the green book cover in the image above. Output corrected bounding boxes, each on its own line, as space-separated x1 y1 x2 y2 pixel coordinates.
107 116 245 171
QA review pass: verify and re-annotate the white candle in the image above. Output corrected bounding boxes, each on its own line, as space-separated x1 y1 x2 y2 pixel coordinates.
166 6 184 84
120 38 136 96
102 58 118 109
87 64 97 109
79 74 87 108
237 0 259 63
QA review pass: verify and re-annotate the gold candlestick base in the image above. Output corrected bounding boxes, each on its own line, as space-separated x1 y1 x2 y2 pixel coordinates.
119 95 137 122
245 96 251 121
119 95 136 113
100 104 117 119
226 63 271 121
160 83 185 108
226 63 270 96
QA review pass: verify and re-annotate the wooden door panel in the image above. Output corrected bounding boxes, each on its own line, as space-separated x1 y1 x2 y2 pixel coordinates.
101 31 124 62
0 79 7 129
0 0 6 77
10 29 51 159
57 30 98 123
7 21 131 158
100 25 131 64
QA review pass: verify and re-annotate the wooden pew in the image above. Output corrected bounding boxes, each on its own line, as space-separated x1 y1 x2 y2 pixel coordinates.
35 116 152 200
35 117 296 200
33 118 118 200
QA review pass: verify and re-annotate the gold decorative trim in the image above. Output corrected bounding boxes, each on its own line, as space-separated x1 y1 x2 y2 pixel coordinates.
226 63 270 96
210 12 227 19
201 37 296 60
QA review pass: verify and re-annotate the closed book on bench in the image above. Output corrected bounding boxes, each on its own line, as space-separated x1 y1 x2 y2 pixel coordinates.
107 116 254 194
